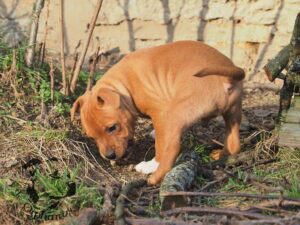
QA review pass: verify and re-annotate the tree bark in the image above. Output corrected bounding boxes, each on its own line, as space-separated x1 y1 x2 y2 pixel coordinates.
160 150 199 211
263 45 291 82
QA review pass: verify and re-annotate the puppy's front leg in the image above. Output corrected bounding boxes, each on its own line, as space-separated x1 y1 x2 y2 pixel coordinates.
147 119 182 185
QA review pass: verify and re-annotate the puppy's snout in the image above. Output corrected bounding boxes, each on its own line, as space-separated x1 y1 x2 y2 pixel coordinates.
106 151 116 160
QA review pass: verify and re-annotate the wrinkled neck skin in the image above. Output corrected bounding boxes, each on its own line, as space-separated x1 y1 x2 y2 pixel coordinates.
120 94 140 121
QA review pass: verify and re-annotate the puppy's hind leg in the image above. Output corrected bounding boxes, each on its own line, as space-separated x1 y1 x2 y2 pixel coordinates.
211 101 242 160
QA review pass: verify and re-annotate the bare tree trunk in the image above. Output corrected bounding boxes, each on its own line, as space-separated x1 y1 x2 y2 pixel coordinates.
59 0 68 95
26 0 45 68
70 0 104 93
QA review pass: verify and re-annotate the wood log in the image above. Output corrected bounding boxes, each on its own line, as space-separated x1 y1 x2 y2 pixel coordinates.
160 150 199 211
279 13 300 113
263 44 291 82
162 206 279 220
230 215 300 225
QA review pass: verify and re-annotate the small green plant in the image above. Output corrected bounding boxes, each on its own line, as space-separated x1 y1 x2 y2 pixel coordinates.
284 174 300 199
17 127 69 141
194 144 212 163
147 202 161 216
221 170 248 191
198 196 221 207
0 164 103 221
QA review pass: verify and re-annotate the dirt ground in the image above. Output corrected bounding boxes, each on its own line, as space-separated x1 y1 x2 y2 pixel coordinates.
1 84 300 225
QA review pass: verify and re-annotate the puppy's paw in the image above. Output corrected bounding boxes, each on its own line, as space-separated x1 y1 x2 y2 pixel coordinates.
147 174 161 186
210 149 227 160
135 158 159 174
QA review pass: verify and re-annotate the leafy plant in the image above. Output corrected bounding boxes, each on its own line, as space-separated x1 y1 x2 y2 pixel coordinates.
0 164 103 221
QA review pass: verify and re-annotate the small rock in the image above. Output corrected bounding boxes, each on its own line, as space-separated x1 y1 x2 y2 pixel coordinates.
127 164 135 171
110 160 117 167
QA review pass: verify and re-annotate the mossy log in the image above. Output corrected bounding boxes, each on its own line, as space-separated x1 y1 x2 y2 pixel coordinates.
279 13 300 114
264 13 300 114
159 150 199 211
263 44 291 82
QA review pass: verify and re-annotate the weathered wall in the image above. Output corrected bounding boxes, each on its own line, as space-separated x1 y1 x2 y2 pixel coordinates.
0 0 299 83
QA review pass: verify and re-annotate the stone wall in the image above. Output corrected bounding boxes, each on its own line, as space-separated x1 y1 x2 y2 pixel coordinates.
0 0 299 83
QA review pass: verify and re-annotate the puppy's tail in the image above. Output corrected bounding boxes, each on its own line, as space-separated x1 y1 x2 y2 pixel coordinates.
194 66 245 81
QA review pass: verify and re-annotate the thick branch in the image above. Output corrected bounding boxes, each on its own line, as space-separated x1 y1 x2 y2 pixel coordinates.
160 150 199 211
115 179 147 225
263 45 291 82
160 191 300 202
162 206 279 220
230 215 300 225
126 217 203 225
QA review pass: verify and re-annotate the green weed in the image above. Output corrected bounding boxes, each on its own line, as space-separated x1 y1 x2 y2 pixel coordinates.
194 144 212 163
0 165 103 221
17 128 68 141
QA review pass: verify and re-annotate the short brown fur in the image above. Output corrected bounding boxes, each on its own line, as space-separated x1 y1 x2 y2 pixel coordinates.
71 41 244 185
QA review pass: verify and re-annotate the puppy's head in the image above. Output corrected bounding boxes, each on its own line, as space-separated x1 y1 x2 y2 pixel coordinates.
71 88 135 160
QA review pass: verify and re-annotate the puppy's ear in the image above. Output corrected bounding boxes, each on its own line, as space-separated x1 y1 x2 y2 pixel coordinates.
97 88 120 108
71 94 87 121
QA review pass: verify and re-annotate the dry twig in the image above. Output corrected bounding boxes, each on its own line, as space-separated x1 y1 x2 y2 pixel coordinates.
70 0 104 92
162 206 279 220
115 179 147 225
160 191 300 202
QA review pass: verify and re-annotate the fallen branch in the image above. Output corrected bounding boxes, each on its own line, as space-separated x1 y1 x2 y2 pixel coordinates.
162 206 279 220
263 45 291 82
160 150 200 211
230 215 300 225
126 217 203 225
98 182 120 223
115 179 147 225
66 208 100 225
70 0 104 93
160 191 300 202
241 200 300 210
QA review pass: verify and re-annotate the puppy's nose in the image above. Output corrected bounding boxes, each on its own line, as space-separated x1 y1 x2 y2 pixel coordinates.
106 151 116 160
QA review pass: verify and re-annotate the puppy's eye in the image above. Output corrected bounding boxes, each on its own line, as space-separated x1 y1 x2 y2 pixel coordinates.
106 124 117 133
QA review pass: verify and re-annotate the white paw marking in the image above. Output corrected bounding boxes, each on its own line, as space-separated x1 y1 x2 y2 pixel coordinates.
150 129 155 140
135 158 159 174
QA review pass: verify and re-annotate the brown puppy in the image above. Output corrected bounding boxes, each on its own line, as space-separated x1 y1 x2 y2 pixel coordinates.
71 41 244 185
